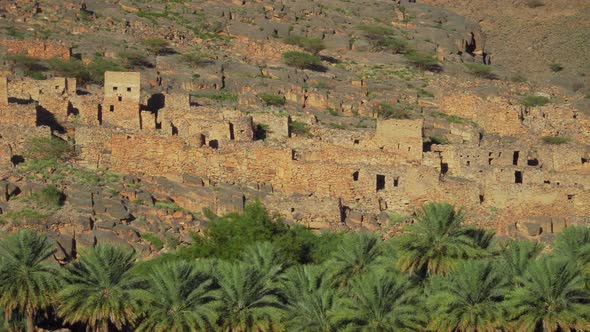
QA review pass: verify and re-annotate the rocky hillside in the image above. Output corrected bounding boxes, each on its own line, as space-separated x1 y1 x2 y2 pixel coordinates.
0 0 588 257
423 0 590 86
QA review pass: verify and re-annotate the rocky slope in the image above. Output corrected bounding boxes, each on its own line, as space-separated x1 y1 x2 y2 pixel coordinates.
423 0 590 86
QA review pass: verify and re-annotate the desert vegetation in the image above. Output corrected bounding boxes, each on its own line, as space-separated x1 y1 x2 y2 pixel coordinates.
521 95 551 107
1 202 589 332
282 51 323 70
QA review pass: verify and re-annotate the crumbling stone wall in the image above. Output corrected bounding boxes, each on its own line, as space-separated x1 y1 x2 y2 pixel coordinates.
0 77 7 106
2 71 589 234
251 112 290 139
74 127 113 169
375 119 423 162
439 94 525 137
0 102 37 126
0 39 71 60
159 104 254 143
69 94 102 126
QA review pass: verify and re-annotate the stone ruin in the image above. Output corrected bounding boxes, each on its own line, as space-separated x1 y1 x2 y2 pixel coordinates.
0 71 589 242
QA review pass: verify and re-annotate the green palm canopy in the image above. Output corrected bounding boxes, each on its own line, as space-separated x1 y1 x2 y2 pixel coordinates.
57 245 145 332
340 269 426 332
395 202 489 277
215 260 284 331
0 229 59 332
282 264 344 332
505 257 590 331
428 260 507 332
137 260 219 332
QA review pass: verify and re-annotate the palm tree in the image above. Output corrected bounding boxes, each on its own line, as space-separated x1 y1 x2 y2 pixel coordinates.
240 242 285 284
58 245 145 332
394 202 486 277
0 229 59 332
505 256 590 331
330 232 383 287
215 261 284 331
495 240 543 286
282 265 344 332
427 260 507 332
136 260 219 332
339 269 426 332
553 226 590 274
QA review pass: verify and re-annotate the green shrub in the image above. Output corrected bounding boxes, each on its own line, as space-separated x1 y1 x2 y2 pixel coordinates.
405 52 440 71
521 95 550 107
70 168 120 186
142 38 169 55
428 135 449 145
6 55 47 79
0 208 47 224
24 137 73 162
327 108 340 116
155 201 199 219
142 233 164 250
464 63 496 79
8 54 127 84
431 111 469 125
191 91 238 103
155 201 184 212
258 93 285 107
526 0 544 8
549 63 563 72
176 202 343 264
542 136 569 145
289 120 309 136
31 185 64 209
4 27 26 39
46 58 91 84
376 102 410 119
79 10 94 22
284 35 325 55
387 212 411 226
447 115 466 124
118 51 151 68
181 52 210 68
166 235 180 250
282 51 323 70
511 72 528 82
417 88 434 98
38 29 52 40
358 25 409 53
86 56 126 84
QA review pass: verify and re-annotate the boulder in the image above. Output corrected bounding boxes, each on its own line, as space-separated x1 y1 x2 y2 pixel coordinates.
93 230 133 249
75 232 96 249
105 201 131 221
113 224 140 242
346 211 363 224
49 233 75 262
135 191 154 206
0 181 20 201
95 220 116 230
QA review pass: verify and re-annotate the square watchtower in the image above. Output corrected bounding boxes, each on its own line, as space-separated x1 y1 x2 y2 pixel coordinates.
102 72 141 130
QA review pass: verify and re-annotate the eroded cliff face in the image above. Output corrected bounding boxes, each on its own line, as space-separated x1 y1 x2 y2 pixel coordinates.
421 0 590 80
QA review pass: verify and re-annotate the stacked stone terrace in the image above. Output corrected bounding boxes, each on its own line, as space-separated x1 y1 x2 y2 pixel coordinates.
0 72 589 240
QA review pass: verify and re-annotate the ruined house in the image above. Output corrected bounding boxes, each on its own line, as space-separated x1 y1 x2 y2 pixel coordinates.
0 71 588 241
